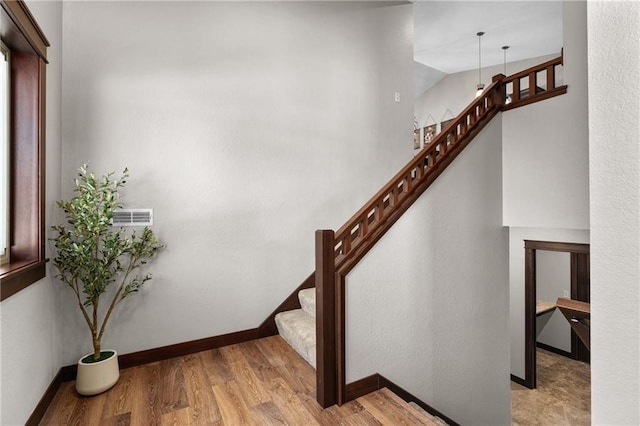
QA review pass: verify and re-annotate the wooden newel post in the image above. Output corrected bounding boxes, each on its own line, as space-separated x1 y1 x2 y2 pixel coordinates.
315 229 337 408
493 73 506 107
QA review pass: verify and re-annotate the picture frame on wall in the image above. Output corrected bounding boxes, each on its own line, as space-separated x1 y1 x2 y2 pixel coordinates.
423 124 437 147
440 118 454 133
440 118 454 144
413 129 421 150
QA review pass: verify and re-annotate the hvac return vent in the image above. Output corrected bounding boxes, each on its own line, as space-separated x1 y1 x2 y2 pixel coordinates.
112 209 153 227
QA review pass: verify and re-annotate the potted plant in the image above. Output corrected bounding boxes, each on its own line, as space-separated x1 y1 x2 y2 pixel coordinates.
51 164 164 395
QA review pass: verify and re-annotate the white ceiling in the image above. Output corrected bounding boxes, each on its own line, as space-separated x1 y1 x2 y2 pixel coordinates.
413 1 563 95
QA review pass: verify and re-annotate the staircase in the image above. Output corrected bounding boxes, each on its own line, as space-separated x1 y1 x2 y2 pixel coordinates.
275 288 451 425
275 288 316 367
264 54 568 418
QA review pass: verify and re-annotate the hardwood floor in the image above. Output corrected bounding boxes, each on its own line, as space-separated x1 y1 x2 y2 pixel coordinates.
511 348 590 425
40 336 436 425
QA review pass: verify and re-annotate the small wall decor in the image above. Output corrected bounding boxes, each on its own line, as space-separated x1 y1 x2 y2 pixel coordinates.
440 109 456 144
440 118 454 132
440 109 455 132
413 129 421 150
422 114 437 149
423 124 437 147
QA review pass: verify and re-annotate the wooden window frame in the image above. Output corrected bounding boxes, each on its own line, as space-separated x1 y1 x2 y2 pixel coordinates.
1 40 9 265
0 0 48 301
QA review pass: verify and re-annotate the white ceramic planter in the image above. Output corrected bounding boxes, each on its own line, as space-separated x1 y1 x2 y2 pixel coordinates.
75 350 120 396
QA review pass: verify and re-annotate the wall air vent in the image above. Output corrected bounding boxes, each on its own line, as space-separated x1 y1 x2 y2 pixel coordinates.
112 209 153 227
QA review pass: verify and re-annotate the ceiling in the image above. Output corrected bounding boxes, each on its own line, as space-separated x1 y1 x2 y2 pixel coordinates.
413 1 563 96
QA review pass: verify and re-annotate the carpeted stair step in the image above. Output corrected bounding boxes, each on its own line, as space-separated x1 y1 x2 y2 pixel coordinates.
298 287 315 317
275 308 316 367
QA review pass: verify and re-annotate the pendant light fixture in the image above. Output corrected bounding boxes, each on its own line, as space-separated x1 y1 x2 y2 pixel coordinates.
475 31 485 97
502 45 512 104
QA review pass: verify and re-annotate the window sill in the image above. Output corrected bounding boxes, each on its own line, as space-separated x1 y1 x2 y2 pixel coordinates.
0 259 47 301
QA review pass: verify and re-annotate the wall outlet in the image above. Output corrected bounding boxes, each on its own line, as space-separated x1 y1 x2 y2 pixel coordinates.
563 290 570 298
394 92 401 103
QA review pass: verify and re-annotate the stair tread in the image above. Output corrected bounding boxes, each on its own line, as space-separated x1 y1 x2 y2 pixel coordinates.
275 309 316 368
298 288 315 317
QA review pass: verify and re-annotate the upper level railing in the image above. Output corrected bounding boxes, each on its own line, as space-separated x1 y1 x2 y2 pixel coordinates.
500 52 566 110
315 54 567 408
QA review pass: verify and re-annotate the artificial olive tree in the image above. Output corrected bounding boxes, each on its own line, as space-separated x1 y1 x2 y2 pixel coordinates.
51 164 164 361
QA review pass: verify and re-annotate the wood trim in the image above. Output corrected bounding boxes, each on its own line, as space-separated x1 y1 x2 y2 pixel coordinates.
315 230 337 408
536 341 574 359
119 328 258 370
343 373 459 426
336 273 346 405
524 240 590 254
556 297 591 352
524 241 590 390
505 55 564 81
331 82 503 405
334 80 501 255
378 375 459 426
0 259 46 300
29 328 259 425
502 86 567 111
256 272 315 337
0 1 48 301
57 328 259 382
344 373 380 402
24 369 63 426
572 252 590 362
337 107 500 277
524 247 537 389
510 374 528 387
0 0 49 60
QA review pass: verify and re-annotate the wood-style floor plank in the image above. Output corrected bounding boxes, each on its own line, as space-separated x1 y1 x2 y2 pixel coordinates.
39 336 437 425
129 362 161 426
220 345 272 407
101 367 136 419
182 353 221 424
211 380 253 425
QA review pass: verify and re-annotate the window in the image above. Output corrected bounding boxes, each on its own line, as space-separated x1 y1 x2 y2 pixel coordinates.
0 0 49 301
1 41 9 265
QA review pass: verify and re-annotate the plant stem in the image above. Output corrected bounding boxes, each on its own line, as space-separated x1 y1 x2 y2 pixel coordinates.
97 259 136 343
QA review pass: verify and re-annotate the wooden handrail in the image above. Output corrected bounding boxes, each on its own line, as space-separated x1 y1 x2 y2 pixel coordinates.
315 79 503 407
315 54 568 408
501 53 567 110
333 79 502 274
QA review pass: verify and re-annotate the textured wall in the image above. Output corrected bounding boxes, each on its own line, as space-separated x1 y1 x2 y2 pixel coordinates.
347 116 510 425
502 1 589 230
505 1 590 381
60 1 414 365
588 1 640 423
535 251 571 352
0 1 64 424
414 54 556 130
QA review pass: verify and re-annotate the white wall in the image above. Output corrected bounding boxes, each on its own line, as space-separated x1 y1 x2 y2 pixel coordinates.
416 2 591 383
0 1 64 424
588 2 640 424
347 117 510 425
502 1 588 230
502 1 590 380
414 54 557 130
535 251 571 352
60 1 414 365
